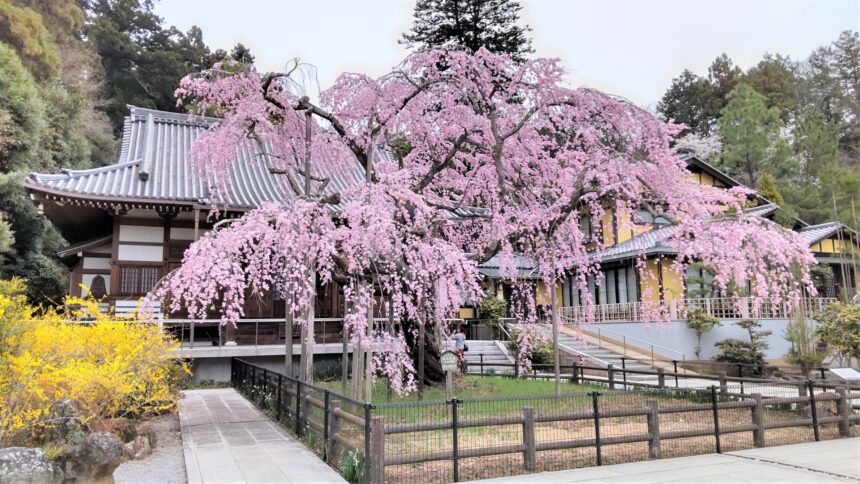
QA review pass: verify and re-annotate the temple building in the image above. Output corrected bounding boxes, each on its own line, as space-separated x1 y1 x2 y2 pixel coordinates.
560 155 859 322
26 106 859 331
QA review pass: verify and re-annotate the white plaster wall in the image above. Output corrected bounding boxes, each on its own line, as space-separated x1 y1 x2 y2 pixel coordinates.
119 224 164 243
170 227 196 240
117 244 163 261
89 244 112 254
588 319 802 361
82 257 111 270
81 274 111 295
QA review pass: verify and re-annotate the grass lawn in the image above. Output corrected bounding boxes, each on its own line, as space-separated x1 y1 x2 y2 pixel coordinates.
317 375 603 404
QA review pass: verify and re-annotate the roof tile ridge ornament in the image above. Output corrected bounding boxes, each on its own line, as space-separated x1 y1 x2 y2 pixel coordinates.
138 113 156 182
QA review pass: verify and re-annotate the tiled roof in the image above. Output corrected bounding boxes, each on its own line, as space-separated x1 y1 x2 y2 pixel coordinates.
590 225 677 263
797 222 851 245
25 106 365 210
478 254 539 279
744 203 779 218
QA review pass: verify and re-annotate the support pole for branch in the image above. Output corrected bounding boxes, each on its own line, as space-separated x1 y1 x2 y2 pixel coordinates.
418 316 426 400
285 295 294 378
364 289 374 403
304 267 316 383
551 282 561 395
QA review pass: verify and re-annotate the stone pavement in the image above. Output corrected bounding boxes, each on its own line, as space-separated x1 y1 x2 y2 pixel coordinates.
179 388 345 484
475 438 860 483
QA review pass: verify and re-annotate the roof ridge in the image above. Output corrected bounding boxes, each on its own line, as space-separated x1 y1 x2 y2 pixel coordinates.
128 105 218 127
799 221 842 231
28 159 142 181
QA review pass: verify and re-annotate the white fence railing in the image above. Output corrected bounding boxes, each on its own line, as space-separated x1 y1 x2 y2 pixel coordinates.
561 297 838 323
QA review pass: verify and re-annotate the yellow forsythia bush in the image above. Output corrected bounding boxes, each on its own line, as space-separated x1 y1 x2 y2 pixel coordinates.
0 278 189 445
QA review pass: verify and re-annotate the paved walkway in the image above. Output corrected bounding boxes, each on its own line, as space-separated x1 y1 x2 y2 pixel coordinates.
476 438 860 483
179 388 344 484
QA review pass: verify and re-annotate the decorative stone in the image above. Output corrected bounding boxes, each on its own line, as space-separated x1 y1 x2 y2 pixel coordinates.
0 447 63 483
123 435 153 460
43 399 85 445
64 432 125 480
136 422 158 449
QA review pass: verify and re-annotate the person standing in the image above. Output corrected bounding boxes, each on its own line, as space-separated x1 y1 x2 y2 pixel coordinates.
451 327 467 372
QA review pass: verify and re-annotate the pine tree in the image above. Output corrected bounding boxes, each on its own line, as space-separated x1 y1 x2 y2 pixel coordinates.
400 0 533 62
657 70 713 135
717 83 791 187
745 53 799 122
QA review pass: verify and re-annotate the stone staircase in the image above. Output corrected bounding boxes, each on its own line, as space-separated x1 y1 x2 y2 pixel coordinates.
556 331 659 384
464 339 516 374
523 324 660 385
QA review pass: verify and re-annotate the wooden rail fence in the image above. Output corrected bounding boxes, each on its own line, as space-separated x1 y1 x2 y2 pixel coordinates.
231 358 859 484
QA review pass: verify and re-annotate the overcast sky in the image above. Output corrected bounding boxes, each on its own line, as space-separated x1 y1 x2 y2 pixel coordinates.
155 0 859 108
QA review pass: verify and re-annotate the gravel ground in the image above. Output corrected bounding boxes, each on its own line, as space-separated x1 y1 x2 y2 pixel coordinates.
113 413 186 484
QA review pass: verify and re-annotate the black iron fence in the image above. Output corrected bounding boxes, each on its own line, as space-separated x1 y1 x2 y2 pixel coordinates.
231 358 859 484
465 360 854 395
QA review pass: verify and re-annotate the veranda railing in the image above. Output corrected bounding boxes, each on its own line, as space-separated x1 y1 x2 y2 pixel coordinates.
561 296 838 323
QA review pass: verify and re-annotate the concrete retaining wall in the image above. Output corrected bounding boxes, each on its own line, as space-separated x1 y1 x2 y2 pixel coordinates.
589 318 805 361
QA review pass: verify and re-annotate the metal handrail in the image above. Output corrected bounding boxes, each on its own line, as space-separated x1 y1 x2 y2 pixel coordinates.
588 325 687 363
557 343 610 367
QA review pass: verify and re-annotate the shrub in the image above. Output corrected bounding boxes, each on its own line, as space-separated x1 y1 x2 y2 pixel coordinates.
0 282 188 445
314 358 344 382
714 319 770 372
815 302 860 364
508 326 554 370
339 449 365 484
685 309 720 359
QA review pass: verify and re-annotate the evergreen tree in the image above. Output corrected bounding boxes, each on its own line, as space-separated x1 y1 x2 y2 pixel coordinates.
85 0 216 133
400 0 533 62
805 30 860 165
744 53 799 122
705 54 743 126
657 69 712 135
717 83 791 187
755 172 797 227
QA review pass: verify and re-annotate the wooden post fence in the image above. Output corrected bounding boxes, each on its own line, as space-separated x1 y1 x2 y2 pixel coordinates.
751 393 765 448
522 407 536 471
645 399 661 459
369 416 385 484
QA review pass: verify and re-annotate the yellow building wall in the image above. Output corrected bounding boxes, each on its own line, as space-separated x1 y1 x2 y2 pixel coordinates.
536 281 563 306
638 258 684 303
615 209 654 244
811 238 856 254
459 307 476 319
661 259 685 301
601 209 615 247
639 259 661 304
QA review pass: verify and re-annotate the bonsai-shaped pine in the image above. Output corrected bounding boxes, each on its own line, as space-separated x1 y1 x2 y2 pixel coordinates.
714 319 771 375
815 302 860 366
685 309 720 359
